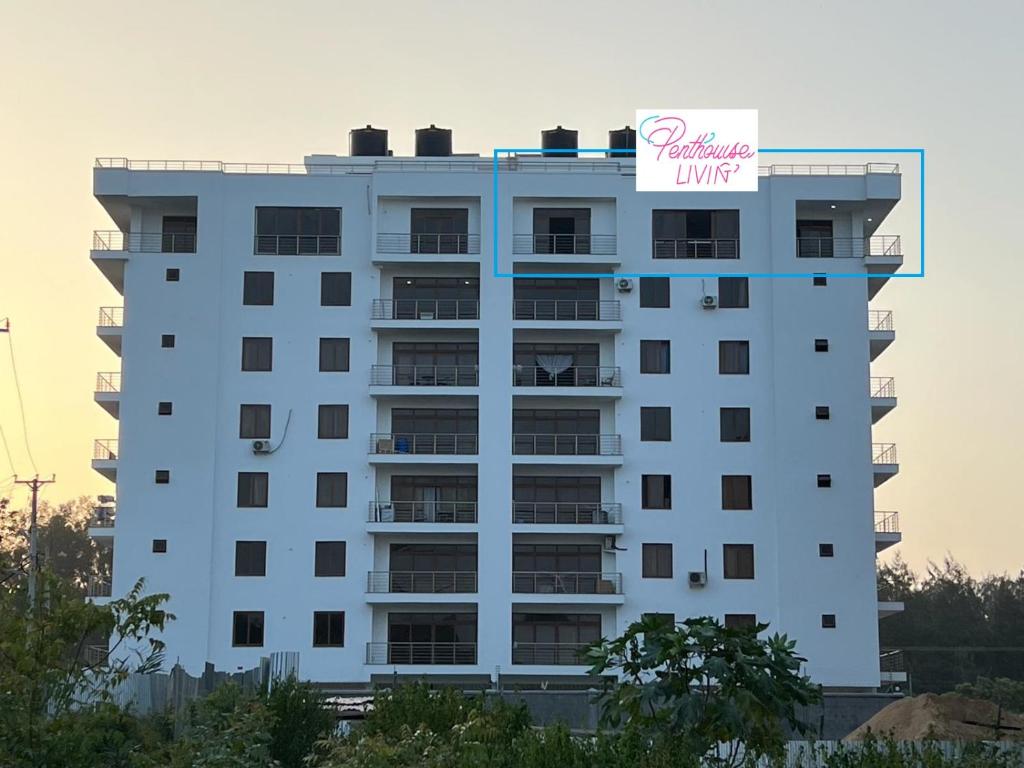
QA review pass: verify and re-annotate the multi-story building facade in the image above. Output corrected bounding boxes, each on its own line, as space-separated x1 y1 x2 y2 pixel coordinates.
88 126 904 690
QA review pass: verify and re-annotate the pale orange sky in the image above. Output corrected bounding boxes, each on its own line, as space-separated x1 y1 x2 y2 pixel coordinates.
1 0 1022 574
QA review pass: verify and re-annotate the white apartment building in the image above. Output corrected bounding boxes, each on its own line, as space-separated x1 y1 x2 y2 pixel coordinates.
88 125 904 691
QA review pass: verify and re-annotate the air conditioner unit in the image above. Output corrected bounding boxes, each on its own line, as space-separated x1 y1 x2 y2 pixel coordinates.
616 278 633 293
688 571 707 588
701 295 718 310
251 440 272 454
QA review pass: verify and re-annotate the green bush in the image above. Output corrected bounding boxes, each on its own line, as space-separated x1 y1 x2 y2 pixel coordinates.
265 677 334 768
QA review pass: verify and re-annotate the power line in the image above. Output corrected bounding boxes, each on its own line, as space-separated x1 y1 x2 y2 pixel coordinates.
1 321 38 474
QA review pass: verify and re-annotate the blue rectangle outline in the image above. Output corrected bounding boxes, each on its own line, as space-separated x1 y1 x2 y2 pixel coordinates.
490 147 925 280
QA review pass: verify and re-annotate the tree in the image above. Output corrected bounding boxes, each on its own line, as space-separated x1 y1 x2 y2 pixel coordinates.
167 683 278 768
265 677 334 768
585 615 822 768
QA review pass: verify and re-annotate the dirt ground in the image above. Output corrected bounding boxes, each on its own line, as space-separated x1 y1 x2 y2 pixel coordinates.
845 692 1024 741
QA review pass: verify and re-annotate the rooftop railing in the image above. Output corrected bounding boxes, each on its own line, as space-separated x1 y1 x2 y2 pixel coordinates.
93 439 118 461
370 364 479 387
370 433 479 456
870 377 896 398
512 233 617 256
371 298 480 321
652 238 740 260
366 571 477 594
368 500 478 524
97 306 124 327
512 434 622 456
513 365 621 388
513 299 621 322
95 372 121 393
796 235 901 259
377 233 480 255
512 571 623 595
512 501 623 526
869 310 894 332
512 642 592 665
92 230 196 253
253 234 340 255
874 511 900 534
872 443 898 465
366 641 477 665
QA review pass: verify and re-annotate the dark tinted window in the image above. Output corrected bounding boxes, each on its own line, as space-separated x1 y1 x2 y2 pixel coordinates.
161 334 175 348
155 470 170 484
232 611 264 646
241 337 272 371
235 541 267 576
319 338 349 372
316 472 347 508
640 407 671 441
237 472 269 508
813 274 827 286
317 405 349 439
243 271 274 305
723 544 755 579
165 268 180 282
724 614 757 629
718 277 749 308
819 543 835 558
152 539 167 553
722 475 753 510
313 611 345 647
639 277 670 308
817 474 832 488
158 401 173 415
640 340 670 374
815 406 831 420
255 207 340 255
719 341 749 374
314 541 346 577
642 544 673 578
821 614 837 629
815 338 830 352
720 408 751 442
642 475 671 509
239 404 271 439
321 272 352 306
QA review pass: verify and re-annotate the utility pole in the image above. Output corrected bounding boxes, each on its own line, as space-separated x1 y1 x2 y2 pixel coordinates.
14 475 55 613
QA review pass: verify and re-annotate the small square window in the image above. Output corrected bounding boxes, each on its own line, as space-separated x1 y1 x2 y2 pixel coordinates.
239 404 272 439
166 268 180 282
719 341 750 374
814 338 829 352
243 271 275 306
723 544 755 579
237 472 269 507
720 407 751 442
642 475 671 509
640 340 670 374
815 406 830 420
316 472 348 508
724 613 757 630
314 541 346 577
319 338 350 372
642 543 673 578
642 612 676 629
241 337 273 371
821 614 837 629
639 277 670 308
155 470 170 484
321 272 352 307
317 405 349 439
152 539 167 553
819 543 835 558
817 474 832 488
722 475 753 510
813 275 827 287
232 611 264 647
313 611 345 647
158 401 173 416
161 334 176 348
235 541 267 576
718 277 749 309
640 407 672 441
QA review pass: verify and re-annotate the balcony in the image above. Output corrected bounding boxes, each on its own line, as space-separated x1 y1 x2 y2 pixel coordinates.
365 571 477 603
369 433 478 464
512 300 621 329
874 511 902 553
652 238 739 260
375 233 480 262
367 501 478 533
85 576 112 599
880 649 908 684
94 372 121 418
512 501 623 527
96 307 124 354
870 377 897 423
796 236 903 298
88 505 116 537
513 233 617 260
371 299 479 328
366 641 477 666
512 366 621 394
512 642 591 666
512 571 623 603
253 234 340 256
872 443 899 487
92 439 118 481
512 434 623 466
369 365 478 396
868 310 895 361
91 231 196 293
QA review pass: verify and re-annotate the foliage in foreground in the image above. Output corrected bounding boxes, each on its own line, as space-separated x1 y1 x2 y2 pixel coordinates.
955 676 1024 714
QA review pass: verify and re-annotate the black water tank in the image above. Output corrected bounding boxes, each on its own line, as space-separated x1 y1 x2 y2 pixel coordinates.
541 126 578 157
608 126 636 158
350 125 388 157
415 124 453 157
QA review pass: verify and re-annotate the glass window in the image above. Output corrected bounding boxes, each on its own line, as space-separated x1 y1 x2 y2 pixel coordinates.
237 472 269 508
243 271 274 306
722 475 753 510
718 277 749 308
642 543 673 578
720 407 751 442
317 405 349 439
642 475 671 509
724 614 757 629
314 542 346 577
316 472 347 508
239 404 271 439
313 611 345 647
241 337 273 371
719 340 749 374
254 207 340 255
640 340 670 374
321 272 352 306
235 541 267 577
723 544 755 579
232 611 264 647
319 338 350 372
640 407 671 441
639 277 670 308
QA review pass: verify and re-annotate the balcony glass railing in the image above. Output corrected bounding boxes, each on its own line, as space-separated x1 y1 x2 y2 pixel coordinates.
366 571 477 593
512 642 592 665
97 306 124 327
512 502 622 525
795 236 901 259
370 365 478 387
652 238 739 259
92 231 196 253
512 434 622 456
377 233 480 254
513 299 620 321
512 571 622 595
371 299 479 321
370 433 479 455
872 443 898 465
368 501 478 524
512 233 616 256
513 366 621 387
366 641 477 665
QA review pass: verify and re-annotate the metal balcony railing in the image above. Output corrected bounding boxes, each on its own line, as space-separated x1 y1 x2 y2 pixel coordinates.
872 443 898 465
874 511 900 534
512 571 623 595
652 238 740 259
371 298 480 321
370 365 479 387
513 366 621 388
759 163 900 176
512 434 622 456
366 571 477 594
796 236 902 259
86 577 112 597
253 234 340 255
90 507 116 528
97 307 124 327
95 372 121 393
870 377 896 398
92 230 196 253
512 233 617 256
512 642 592 665
368 500 478 524
93 439 118 460
868 310 894 332
513 299 621 321
366 642 477 665
376 233 480 254
82 644 110 666
512 502 623 525
370 433 479 455
880 649 906 673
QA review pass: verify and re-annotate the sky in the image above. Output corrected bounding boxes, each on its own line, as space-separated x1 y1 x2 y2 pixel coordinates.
0 0 1021 575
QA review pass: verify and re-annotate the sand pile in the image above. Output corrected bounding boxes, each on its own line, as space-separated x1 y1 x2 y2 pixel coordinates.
846 692 1024 741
